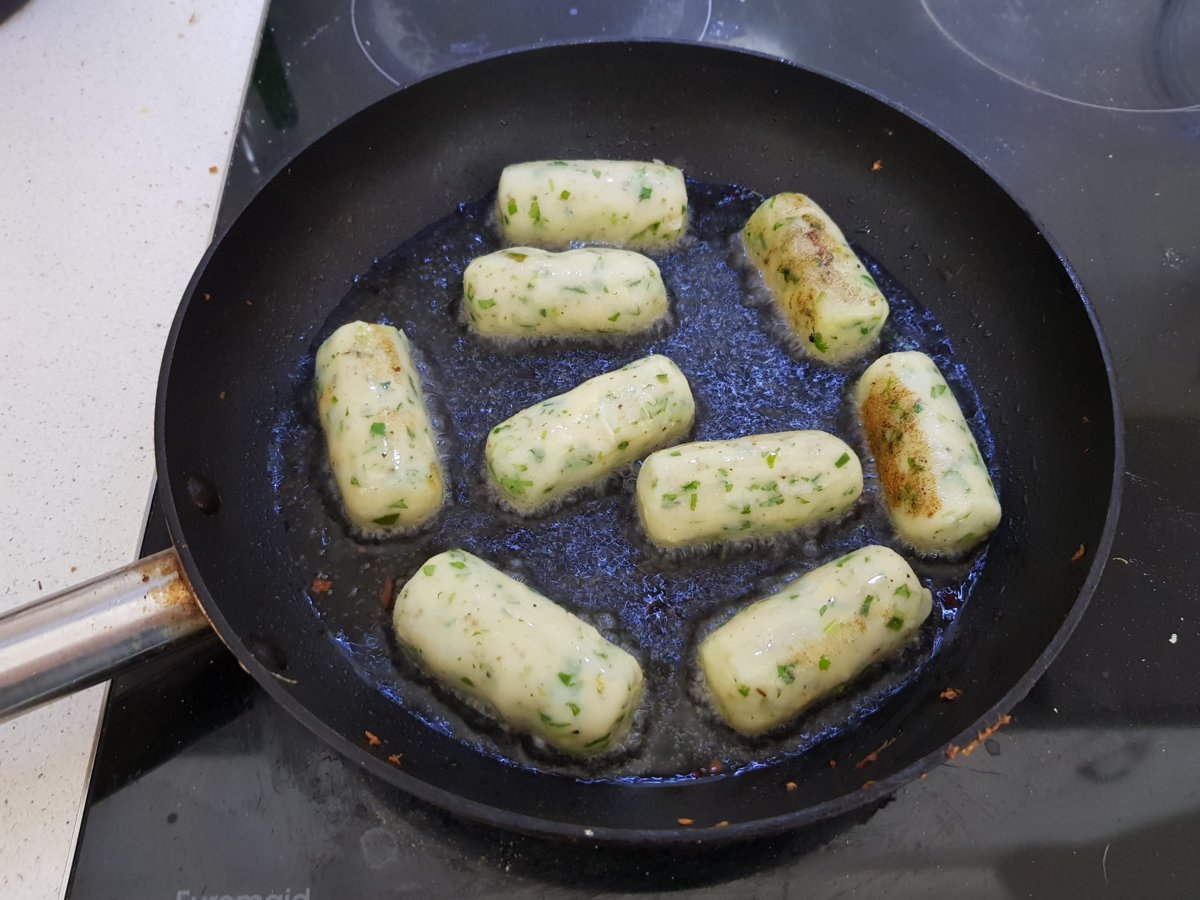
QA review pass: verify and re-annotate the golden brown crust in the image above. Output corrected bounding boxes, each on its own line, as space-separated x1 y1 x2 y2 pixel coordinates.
748 196 883 346
860 375 942 520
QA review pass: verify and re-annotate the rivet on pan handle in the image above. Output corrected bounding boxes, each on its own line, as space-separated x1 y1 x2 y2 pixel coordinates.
0 549 212 722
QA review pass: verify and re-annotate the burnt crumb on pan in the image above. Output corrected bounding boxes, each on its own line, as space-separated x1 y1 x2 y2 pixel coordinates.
946 714 1013 760
855 737 897 769
208 164 218 173
785 781 798 792
940 687 962 701
1071 544 1086 562
677 817 695 827
218 391 225 400
364 730 382 748
861 780 877 789
871 160 883 171
379 575 396 612
387 753 403 767
829 759 838 768
311 578 333 593
713 820 730 829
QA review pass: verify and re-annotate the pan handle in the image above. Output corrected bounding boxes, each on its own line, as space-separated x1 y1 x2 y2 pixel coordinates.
0 549 212 722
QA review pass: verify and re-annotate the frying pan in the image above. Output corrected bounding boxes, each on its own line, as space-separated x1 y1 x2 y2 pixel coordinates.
0 41 1121 844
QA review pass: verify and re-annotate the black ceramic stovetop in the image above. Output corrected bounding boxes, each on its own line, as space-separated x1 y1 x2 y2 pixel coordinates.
68 1 1200 897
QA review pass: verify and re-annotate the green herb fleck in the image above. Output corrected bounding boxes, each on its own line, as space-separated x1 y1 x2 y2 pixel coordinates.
422 565 436 576
859 595 875 616
372 513 400 526
617 441 630 450
886 616 905 631
931 384 948 399
369 421 387 437
656 373 669 383
592 168 602 178
583 733 611 749
449 561 466 570
506 198 517 216
388 499 408 509
810 332 830 353
560 189 571 200
497 473 534 496
350 476 360 486
557 672 577 687
530 447 545 462
529 198 542 222
819 604 829 617
682 481 700 491
834 452 851 468
638 186 652 201
539 712 570 728
737 684 750 697
568 702 581 716
608 312 620 322
777 664 795 685
461 676 475 688
766 451 778 469
477 298 497 309
895 583 911 599
818 655 831 671
689 493 698 511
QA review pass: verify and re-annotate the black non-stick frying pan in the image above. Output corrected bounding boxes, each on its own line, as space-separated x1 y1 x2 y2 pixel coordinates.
0 42 1121 844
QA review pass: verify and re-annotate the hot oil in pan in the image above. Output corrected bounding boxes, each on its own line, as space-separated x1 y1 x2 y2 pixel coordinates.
268 182 995 779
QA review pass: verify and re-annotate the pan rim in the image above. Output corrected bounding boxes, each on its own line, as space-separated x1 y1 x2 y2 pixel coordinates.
154 38 1125 846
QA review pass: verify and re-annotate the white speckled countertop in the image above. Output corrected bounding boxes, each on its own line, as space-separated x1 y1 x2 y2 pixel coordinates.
0 1 266 895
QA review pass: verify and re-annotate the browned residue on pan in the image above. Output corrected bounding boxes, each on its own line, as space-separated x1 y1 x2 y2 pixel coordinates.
860 375 942 519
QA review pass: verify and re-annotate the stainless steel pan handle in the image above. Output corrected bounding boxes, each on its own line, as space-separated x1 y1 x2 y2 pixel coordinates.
0 549 212 722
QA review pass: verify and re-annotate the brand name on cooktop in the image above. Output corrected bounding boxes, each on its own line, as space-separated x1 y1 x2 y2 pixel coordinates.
175 891 310 900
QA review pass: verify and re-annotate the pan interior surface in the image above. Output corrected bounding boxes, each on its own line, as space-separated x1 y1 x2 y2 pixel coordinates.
157 42 1120 842
267 183 993 780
